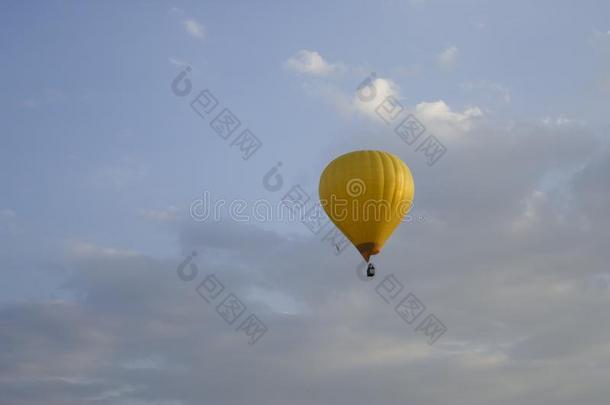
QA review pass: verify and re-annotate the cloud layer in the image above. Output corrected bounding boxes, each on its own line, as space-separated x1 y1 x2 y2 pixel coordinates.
2 115 609 404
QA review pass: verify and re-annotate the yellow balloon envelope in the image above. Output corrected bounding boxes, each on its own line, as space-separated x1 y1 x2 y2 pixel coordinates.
319 150 414 262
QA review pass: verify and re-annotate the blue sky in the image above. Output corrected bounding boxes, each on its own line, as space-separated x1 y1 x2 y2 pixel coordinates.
1 1 610 404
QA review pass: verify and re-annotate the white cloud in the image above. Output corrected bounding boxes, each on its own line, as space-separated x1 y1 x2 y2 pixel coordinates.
352 76 401 119
302 70 483 135
415 100 483 133
541 116 575 127
284 50 338 76
184 19 205 40
437 45 459 70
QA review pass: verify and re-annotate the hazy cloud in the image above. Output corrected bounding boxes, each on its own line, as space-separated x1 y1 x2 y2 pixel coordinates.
284 50 339 76
437 45 459 70
183 19 205 40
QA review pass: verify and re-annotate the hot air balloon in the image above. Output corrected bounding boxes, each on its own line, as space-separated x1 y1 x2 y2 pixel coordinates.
319 150 414 277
